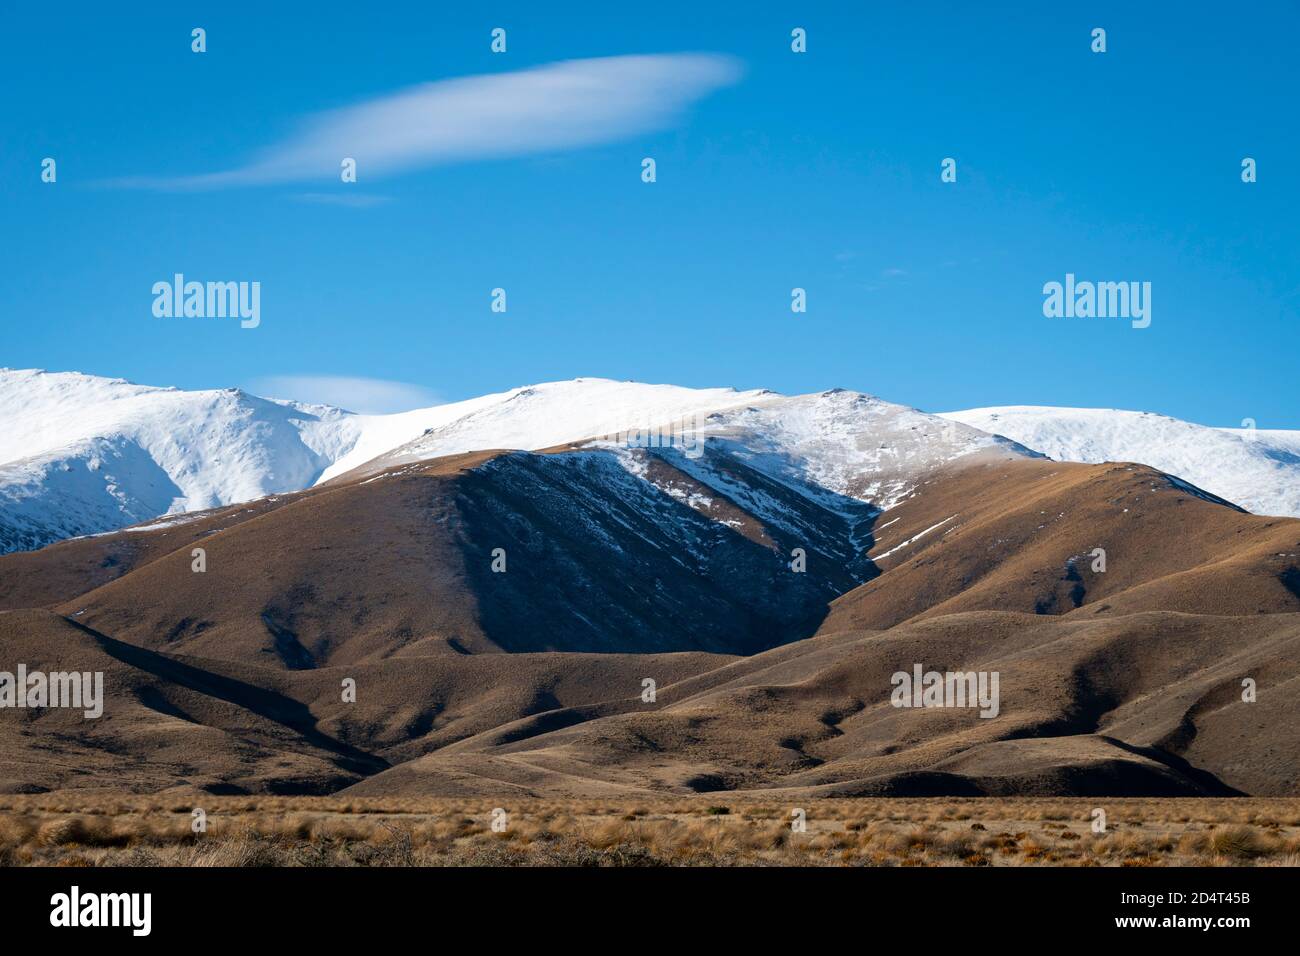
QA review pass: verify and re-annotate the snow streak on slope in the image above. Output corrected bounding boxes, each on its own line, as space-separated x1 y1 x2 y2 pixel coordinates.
941 406 1300 518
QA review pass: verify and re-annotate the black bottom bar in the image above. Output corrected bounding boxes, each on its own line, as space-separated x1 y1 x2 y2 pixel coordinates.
0 865 1277 941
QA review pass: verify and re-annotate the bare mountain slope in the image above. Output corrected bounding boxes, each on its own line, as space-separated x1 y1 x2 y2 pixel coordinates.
2 425 1299 798
0 608 729 796
33 444 876 662
821 455 1300 632
340 610 1300 799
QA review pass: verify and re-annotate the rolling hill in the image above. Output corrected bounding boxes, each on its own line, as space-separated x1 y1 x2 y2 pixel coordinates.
2 418 1297 798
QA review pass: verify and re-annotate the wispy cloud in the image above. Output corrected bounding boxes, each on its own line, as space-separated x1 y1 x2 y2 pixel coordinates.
111 54 741 190
248 375 442 414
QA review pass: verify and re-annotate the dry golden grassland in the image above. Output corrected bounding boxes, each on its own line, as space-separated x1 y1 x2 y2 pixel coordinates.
2 795 1298 867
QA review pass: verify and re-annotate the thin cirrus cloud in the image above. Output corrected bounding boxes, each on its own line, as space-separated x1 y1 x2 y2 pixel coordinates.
112 53 742 190
247 375 443 415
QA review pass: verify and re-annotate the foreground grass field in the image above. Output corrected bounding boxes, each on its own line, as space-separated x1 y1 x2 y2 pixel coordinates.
2 796 1298 867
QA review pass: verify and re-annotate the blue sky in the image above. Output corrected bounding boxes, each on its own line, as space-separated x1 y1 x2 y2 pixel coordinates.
2 2 1297 424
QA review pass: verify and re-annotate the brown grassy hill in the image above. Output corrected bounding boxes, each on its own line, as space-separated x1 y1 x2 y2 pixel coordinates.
6 602 1294 799
1 441 1297 799
821 455 1300 631
13 448 1296 669
23 446 873 664
0 609 383 795
344 610 1299 799
0 493 293 612
0 608 729 796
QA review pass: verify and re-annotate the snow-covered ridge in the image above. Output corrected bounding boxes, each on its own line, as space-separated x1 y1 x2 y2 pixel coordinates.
2 369 1297 555
318 378 782 482
0 369 361 554
330 384 1029 524
0 371 800 553
680 390 1030 510
940 405 1300 519
1 370 1008 553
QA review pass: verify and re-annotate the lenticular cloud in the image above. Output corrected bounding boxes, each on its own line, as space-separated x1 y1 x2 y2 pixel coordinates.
115 54 743 190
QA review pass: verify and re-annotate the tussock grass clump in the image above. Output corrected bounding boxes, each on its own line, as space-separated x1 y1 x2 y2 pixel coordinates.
1208 825 1271 860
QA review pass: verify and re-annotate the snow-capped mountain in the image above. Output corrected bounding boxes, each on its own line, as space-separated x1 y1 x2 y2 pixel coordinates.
665 390 1029 510
3 368 1298 555
940 405 1300 519
315 378 783 482
0 371 1019 554
0 370 357 554
343 382 1024 508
